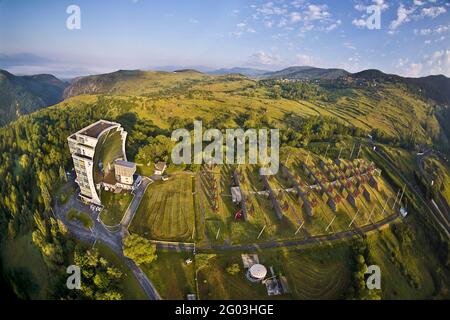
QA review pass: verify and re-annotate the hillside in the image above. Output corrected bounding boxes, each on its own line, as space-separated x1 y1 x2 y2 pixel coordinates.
63 69 212 98
1 68 450 300
262 66 350 80
208 67 270 77
59 69 449 153
0 70 67 126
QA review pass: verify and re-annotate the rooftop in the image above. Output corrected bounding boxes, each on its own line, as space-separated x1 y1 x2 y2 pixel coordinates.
79 120 118 139
115 160 136 169
155 162 167 171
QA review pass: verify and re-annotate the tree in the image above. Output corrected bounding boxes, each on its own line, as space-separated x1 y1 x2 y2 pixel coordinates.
226 263 241 275
123 234 157 266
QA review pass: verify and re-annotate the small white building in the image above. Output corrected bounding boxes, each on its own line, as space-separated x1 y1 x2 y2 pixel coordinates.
154 162 167 175
231 186 243 203
247 264 267 282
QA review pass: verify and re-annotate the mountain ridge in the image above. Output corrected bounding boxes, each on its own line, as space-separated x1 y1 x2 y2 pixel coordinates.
0 69 67 126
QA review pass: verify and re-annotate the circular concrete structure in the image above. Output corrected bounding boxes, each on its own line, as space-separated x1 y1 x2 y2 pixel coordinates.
247 264 267 282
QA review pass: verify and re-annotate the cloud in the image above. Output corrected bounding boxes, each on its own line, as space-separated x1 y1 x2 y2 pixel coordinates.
352 18 368 28
421 6 446 18
354 0 389 12
426 50 450 75
246 1 340 34
326 20 341 32
396 58 423 77
295 53 317 66
396 50 450 77
188 18 199 24
230 22 256 37
247 51 281 66
389 2 448 31
414 24 450 35
304 4 330 21
390 4 415 30
290 12 302 23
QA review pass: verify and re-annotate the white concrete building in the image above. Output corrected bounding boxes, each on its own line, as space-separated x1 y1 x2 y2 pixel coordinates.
68 120 137 205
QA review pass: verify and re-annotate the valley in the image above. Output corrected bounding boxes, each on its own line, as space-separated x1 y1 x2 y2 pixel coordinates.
0 67 449 301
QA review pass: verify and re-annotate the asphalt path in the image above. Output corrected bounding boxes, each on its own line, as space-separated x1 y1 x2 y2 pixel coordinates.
54 185 162 300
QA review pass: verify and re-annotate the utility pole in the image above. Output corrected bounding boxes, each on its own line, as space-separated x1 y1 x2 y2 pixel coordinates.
338 147 343 159
348 208 360 227
356 144 362 159
366 206 376 224
215 227 220 240
349 143 356 159
381 197 390 215
325 216 336 232
398 184 406 206
257 225 266 239
392 189 401 210
324 144 330 158
294 221 305 235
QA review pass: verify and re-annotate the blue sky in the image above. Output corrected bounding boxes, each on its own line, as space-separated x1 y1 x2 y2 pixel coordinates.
0 0 449 78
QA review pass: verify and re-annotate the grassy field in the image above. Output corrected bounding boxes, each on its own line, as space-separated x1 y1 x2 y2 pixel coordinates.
100 191 133 226
130 174 196 241
67 209 93 229
55 69 448 151
423 156 450 203
141 250 196 300
0 233 51 299
196 244 352 300
193 146 399 245
365 215 449 299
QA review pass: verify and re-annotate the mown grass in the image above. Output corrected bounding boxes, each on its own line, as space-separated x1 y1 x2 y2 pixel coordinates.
130 174 195 241
100 191 133 226
141 251 196 300
196 245 351 300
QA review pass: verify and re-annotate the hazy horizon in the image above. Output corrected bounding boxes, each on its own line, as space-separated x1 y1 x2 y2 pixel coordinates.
1 0 449 78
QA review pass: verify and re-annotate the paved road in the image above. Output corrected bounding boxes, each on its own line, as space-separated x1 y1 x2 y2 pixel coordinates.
54 186 162 300
150 213 400 252
121 177 153 229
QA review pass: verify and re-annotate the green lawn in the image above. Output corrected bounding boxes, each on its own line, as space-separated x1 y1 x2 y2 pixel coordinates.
196 245 352 300
100 191 133 226
67 209 93 229
141 251 196 300
365 216 448 299
130 174 196 241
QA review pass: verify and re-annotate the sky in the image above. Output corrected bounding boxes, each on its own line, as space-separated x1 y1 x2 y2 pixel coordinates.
0 0 449 78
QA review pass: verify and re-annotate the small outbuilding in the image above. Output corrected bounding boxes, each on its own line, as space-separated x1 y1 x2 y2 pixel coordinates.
247 264 267 282
154 162 167 175
231 186 243 203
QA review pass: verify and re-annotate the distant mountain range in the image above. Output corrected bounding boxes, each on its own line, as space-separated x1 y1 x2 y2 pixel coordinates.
208 67 271 77
260 66 349 80
2 65 450 126
0 69 67 126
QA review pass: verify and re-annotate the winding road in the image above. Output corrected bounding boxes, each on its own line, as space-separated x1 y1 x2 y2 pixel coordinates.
54 181 161 300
